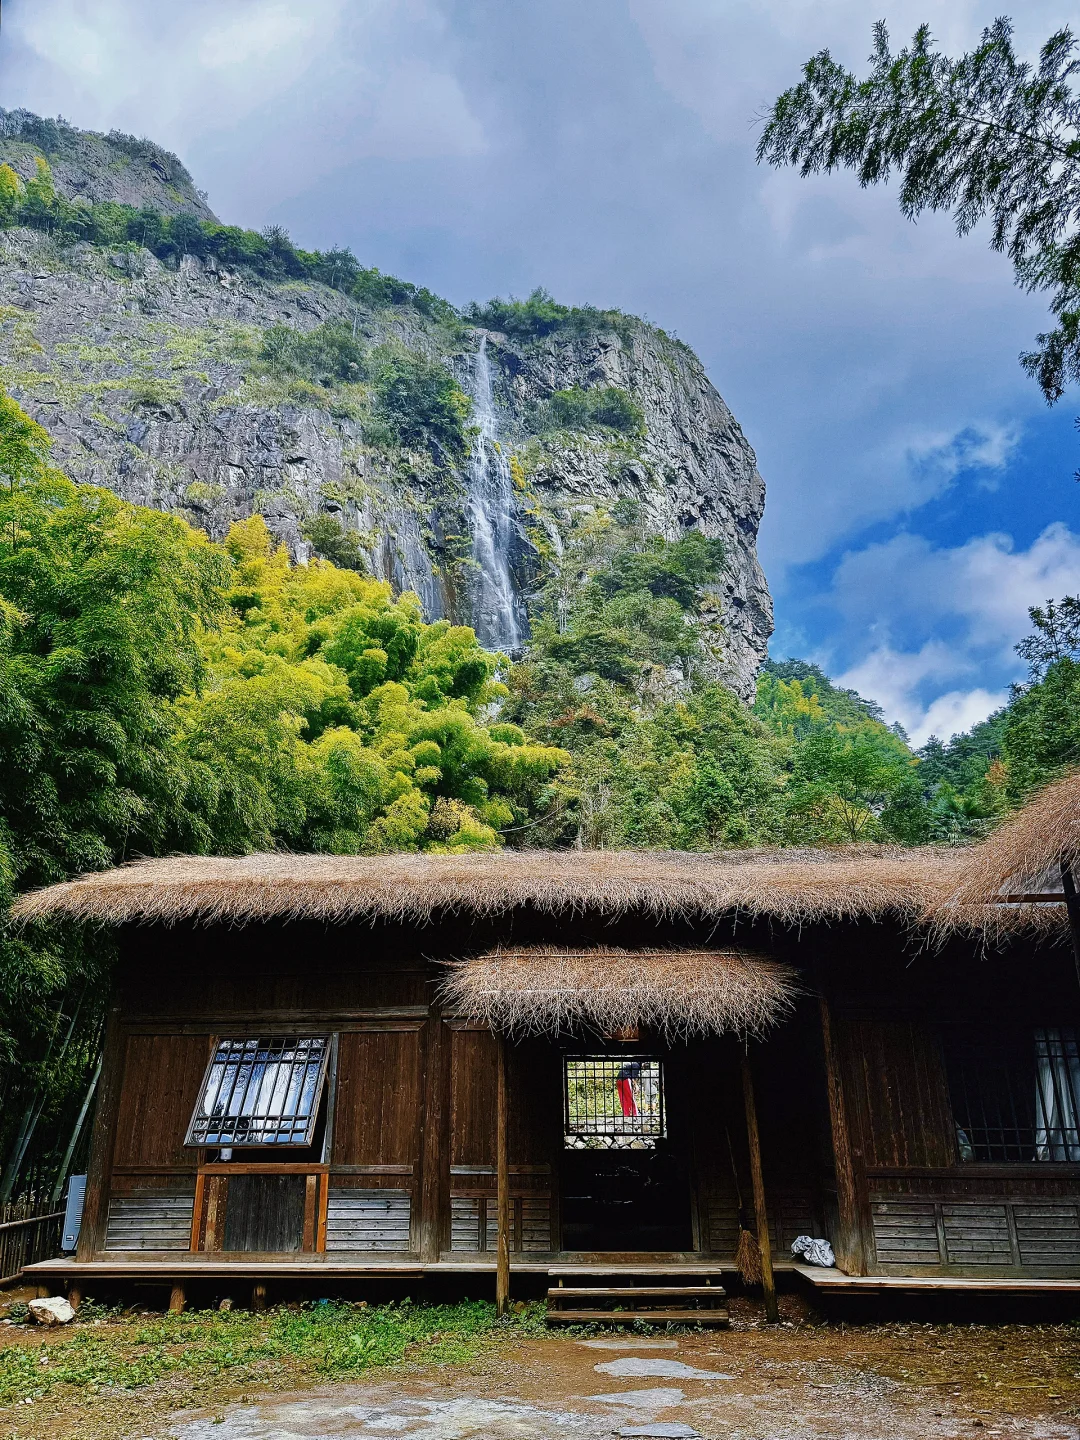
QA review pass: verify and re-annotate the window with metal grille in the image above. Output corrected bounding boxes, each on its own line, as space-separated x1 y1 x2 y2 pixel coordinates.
944 1027 1080 1163
185 1036 330 1148
563 1055 665 1150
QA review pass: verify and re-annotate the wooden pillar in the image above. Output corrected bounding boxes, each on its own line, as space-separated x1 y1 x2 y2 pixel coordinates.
252 1282 267 1312
495 1034 510 1317
1060 860 1080 992
420 1007 448 1261
818 994 866 1276
740 1050 778 1322
168 1282 186 1314
67 1285 82 1311
76 1005 125 1262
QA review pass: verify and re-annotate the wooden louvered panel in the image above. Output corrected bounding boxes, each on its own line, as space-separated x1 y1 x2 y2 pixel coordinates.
105 1190 195 1251
520 1195 551 1251
942 1204 1013 1265
872 1199 941 1265
450 1196 481 1252
448 1192 550 1252
707 1195 739 1257
1014 1204 1080 1266
325 1189 411 1252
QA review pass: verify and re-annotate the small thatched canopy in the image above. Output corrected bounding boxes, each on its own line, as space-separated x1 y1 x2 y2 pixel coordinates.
9 847 966 929
927 771 1080 941
440 947 800 1040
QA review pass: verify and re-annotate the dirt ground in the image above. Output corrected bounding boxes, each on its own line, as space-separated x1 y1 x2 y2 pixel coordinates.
4 1291 1080 1440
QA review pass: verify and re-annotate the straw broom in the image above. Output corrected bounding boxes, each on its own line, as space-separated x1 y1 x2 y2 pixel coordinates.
726 1124 762 1285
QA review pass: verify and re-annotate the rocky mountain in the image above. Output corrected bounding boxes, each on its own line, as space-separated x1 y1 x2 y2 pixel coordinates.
0 109 216 220
0 118 772 700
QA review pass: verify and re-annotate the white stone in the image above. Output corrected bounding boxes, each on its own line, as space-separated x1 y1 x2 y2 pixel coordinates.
28 1296 75 1326
594 1358 732 1380
617 1428 701 1439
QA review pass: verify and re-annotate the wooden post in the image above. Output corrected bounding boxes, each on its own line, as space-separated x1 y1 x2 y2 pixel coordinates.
67 1286 82 1311
1060 860 1080 992
169 1283 186 1314
740 1050 778 1323
495 1034 510 1317
252 1282 267 1312
419 1007 448 1261
302 1174 318 1252
818 994 866 1276
76 1005 125 1263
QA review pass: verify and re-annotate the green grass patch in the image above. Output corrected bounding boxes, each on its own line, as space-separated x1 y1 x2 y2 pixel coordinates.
0 1299 547 1408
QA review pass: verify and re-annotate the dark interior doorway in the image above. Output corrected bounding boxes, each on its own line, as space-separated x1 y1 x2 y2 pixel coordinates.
560 1145 692 1250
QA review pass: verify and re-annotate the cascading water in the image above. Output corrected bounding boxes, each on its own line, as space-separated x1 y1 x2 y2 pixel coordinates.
465 338 526 653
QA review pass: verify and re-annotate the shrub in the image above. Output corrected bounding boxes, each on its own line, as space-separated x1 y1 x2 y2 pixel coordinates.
541 384 645 438
466 287 632 343
373 351 472 458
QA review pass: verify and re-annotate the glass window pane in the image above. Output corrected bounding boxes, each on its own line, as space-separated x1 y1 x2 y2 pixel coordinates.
186 1036 329 1148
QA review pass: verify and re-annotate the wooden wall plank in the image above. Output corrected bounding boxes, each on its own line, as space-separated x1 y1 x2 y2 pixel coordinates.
839 1018 953 1170
332 1029 424 1169
451 1030 497 1169
113 1033 211 1170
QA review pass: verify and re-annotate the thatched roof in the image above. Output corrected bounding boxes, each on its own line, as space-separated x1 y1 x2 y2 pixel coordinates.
440 947 799 1039
927 771 1080 941
9 847 965 928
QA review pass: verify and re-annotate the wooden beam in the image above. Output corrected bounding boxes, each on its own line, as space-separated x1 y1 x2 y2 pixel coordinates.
740 1049 778 1323
316 1173 329 1254
189 1172 206 1253
76 1006 125 1263
302 1174 317 1252
1060 861 1080 992
818 994 866 1276
495 1034 510 1316
168 1283 186 1314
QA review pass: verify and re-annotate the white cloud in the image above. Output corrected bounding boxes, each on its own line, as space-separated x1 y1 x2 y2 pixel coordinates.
830 524 1080 742
4 0 487 217
831 523 1080 648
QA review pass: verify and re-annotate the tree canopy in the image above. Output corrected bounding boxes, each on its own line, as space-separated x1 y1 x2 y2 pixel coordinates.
758 19 1080 406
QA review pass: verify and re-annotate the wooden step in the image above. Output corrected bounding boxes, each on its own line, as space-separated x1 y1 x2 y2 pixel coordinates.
548 1264 726 1276
546 1307 729 1325
550 1296 728 1307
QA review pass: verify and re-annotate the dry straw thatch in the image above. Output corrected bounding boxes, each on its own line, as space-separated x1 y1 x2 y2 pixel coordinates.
9 847 965 929
927 771 1080 942
440 947 800 1040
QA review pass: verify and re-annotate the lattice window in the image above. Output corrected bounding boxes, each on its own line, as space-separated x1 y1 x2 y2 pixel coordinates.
185 1036 329 1148
944 1026 1080 1163
563 1055 665 1150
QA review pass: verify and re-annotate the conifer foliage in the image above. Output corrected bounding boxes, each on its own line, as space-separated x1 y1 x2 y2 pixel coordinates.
758 19 1080 405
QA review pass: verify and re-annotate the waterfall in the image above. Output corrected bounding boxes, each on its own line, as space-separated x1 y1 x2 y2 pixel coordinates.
465 338 525 653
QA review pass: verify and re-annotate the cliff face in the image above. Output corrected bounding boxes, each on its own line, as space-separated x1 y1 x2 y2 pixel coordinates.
0 226 772 700
488 326 771 700
0 110 216 220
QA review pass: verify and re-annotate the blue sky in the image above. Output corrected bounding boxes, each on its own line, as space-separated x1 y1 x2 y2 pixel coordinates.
6 0 1080 743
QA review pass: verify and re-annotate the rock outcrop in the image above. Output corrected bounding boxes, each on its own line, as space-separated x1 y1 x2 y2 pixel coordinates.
0 222 772 699
0 109 216 220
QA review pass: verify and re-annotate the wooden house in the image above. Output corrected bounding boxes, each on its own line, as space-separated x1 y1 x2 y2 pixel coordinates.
13 841 1080 1317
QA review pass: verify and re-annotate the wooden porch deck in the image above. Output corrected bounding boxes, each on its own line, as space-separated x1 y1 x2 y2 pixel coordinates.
794 1265 1080 1295
23 1254 794 1282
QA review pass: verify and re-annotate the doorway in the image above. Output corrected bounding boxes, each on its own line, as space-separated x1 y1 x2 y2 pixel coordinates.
558 1053 692 1251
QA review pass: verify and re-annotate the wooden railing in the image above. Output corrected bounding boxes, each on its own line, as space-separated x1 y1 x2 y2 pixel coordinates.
0 1200 64 1284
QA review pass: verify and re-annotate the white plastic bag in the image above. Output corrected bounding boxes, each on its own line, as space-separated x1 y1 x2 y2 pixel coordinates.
790 1234 835 1268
